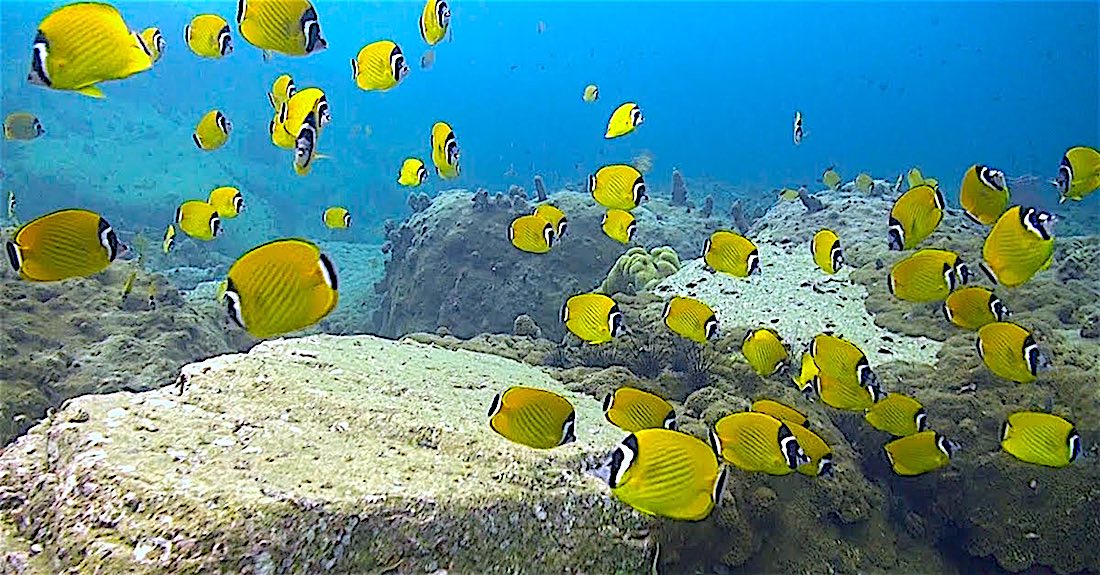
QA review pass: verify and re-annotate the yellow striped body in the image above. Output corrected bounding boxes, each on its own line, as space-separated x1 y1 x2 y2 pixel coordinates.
6 209 118 281
605 429 724 521
32 3 153 97
224 239 338 338
704 230 758 277
603 387 675 432
488 386 575 449
562 293 621 344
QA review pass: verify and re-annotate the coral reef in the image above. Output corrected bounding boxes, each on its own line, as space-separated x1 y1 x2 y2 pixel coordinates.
372 190 718 339
0 335 649 574
512 313 542 339
533 175 547 202
670 168 688 207
407 192 432 213
0 262 242 445
398 187 1100 574
798 186 824 213
598 246 682 296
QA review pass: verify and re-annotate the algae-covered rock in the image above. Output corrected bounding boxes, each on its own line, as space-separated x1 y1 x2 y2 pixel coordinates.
0 335 649 574
0 262 241 445
598 246 681 295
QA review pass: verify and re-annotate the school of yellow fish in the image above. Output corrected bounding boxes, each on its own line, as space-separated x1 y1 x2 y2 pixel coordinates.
2 0 1098 528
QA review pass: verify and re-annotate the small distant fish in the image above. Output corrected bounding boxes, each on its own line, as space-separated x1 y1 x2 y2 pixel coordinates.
583 84 599 103
887 183 944 251
1055 146 1100 202
884 431 957 476
594 429 726 521
488 386 575 449
146 281 157 311
980 206 1054 287
603 387 676 432
419 49 435 70
430 121 460 179
28 3 154 98
536 20 546 34
977 321 1049 384
960 164 1009 224
601 209 636 244
888 249 969 303
663 296 718 344
787 422 833 477
750 399 806 427
561 293 623 345
7 190 16 221
777 187 800 201
713 412 809 475
120 270 137 303
185 14 232 59
703 230 758 277
854 172 874 194
533 204 567 238
351 40 408 92
161 224 175 254
509 214 554 254
268 74 296 111
741 330 789 377
811 229 843 275
237 0 326 57
906 167 938 190
1001 412 1080 468
943 286 1008 330
419 0 451 46
193 110 232 151
820 167 841 191
792 111 803 145
589 164 646 210
4 112 45 140
208 186 243 218
223 239 337 338
398 158 428 187
605 102 643 139
323 207 351 229
6 209 122 281
865 393 927 437
175 200 221 241
140 27 165 63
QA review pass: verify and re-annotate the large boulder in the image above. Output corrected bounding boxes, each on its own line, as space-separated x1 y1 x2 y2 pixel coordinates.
0 335 649 574
372 190 723 339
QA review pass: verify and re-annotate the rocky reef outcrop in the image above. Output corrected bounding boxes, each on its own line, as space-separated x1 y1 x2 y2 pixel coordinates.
0 335 648 574
0 262 243 446
371 189 723 340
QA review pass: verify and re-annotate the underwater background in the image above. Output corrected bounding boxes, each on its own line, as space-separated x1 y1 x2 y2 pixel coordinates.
2 1 1098 250
1 1 1100 574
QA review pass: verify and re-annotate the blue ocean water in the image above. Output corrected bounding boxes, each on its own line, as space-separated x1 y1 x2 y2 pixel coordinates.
1 1 1097 246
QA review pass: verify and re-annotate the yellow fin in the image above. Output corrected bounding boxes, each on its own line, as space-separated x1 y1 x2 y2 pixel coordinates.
77 85 105 99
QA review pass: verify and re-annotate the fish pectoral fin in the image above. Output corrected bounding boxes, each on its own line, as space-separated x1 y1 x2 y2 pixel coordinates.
77 85 105 99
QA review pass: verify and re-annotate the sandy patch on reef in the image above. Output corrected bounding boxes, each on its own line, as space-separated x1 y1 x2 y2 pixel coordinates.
653 243 943 367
